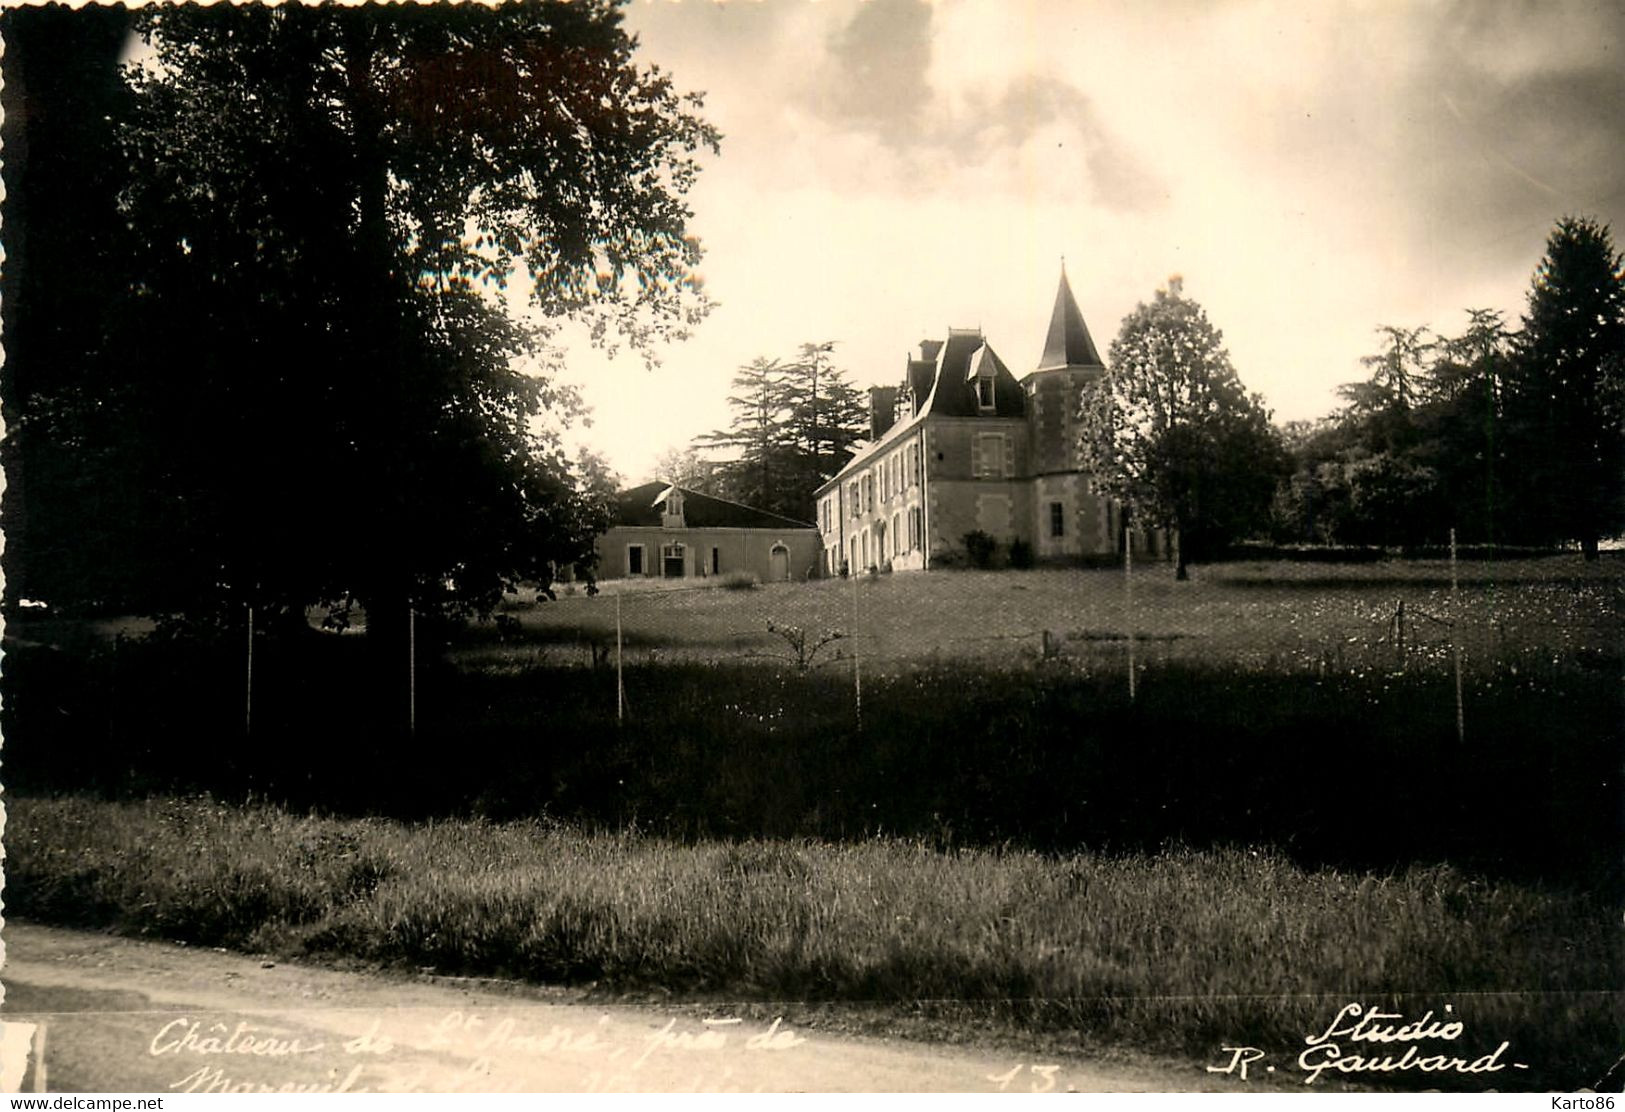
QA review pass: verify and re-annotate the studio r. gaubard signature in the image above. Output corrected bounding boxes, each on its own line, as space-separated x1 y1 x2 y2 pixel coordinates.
1207 1002 1530 1086
148 1010 808 1093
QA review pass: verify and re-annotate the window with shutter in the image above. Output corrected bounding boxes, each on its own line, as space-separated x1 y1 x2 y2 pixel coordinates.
974 433 1007 478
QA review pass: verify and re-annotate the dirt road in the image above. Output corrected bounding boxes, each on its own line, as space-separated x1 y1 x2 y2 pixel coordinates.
0 922 1248 1093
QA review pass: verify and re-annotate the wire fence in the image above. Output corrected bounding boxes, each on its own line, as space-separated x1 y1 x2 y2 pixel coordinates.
436 536 1622 744
12 540 1616 852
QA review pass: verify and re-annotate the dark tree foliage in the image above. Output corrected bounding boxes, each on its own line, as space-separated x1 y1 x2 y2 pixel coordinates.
1419 309 1516 544
1080 286 1286 578
1280 317 1515 549
697 357 792 513
1505 217 1625 558
694 343 865 521
784 341 868 498
2 2 717 632
1339 325 1433 455
0 7 142 610
1279 325 1451 548
1276 217 1622 553
1353 325 1431 417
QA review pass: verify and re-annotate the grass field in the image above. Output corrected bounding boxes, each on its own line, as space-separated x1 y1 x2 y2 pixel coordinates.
7 556 1618 867
9 794 1619 1091
469 556 1622 676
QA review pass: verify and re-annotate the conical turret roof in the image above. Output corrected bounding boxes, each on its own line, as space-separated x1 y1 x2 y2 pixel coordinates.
1037 267 1104 370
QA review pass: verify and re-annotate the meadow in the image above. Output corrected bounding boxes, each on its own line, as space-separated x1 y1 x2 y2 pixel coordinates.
472 555 1622 676
5 555 1619 1088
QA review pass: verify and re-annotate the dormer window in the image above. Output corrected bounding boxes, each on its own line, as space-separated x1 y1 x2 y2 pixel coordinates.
976 372 995 410
967 344 999 412
666 490 684 518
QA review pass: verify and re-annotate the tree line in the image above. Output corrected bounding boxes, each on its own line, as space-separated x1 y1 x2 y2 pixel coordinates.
1272 217 1624 557
1079 217 1625 571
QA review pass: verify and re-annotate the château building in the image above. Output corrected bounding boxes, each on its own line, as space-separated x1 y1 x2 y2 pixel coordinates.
814 268 1167 573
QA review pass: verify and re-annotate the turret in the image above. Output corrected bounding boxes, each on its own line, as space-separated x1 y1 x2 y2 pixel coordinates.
1024 266 1106 474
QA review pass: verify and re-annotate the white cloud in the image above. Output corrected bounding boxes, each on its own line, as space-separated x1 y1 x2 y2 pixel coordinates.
570 0 1625 483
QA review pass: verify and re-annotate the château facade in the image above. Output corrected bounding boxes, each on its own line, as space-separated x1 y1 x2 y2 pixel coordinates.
814 269 1167 573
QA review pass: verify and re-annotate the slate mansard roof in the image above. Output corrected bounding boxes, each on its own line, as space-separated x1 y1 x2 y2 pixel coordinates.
921 329 1027 419
612 482 816 530
816 328 1025 493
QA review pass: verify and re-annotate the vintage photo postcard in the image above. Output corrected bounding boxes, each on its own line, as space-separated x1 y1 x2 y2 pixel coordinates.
1 0 1620 1096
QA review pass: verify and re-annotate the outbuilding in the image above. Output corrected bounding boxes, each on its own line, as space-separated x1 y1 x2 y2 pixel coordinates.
595 482 822 583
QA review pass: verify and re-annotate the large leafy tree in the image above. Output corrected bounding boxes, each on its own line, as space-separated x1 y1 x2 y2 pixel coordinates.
1306 324 1444 548
1417 308 1517 544
1080 285 1285 578
1338 325 1433 455
0 6 142 610
5 2 717 631
1505 216 1625 558
1274 309 1523 549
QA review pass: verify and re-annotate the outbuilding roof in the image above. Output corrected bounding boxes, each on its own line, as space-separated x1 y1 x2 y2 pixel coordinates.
612 482 816 530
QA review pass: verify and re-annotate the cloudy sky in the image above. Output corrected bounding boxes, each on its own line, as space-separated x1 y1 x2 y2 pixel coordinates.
558 0 1625 485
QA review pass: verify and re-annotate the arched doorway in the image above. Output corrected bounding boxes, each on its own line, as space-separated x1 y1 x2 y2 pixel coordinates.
769 543 790 582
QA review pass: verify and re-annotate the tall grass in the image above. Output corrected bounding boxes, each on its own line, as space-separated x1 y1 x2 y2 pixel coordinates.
8 795 1618 1091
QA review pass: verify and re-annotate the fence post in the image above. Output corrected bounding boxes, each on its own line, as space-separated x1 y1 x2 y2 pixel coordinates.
1451 528 1464 744
1125 521 1136 701
1395 598 1405 670
408 606 416 739
616 589 625 724
852 563 862 731
245 604 254 738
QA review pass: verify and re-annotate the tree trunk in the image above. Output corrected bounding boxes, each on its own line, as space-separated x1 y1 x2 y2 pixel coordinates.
1581 535 1599 562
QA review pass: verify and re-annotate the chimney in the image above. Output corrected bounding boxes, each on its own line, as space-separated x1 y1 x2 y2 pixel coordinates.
1167 274 1184 298
868 385 899 440
919 339 944 363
